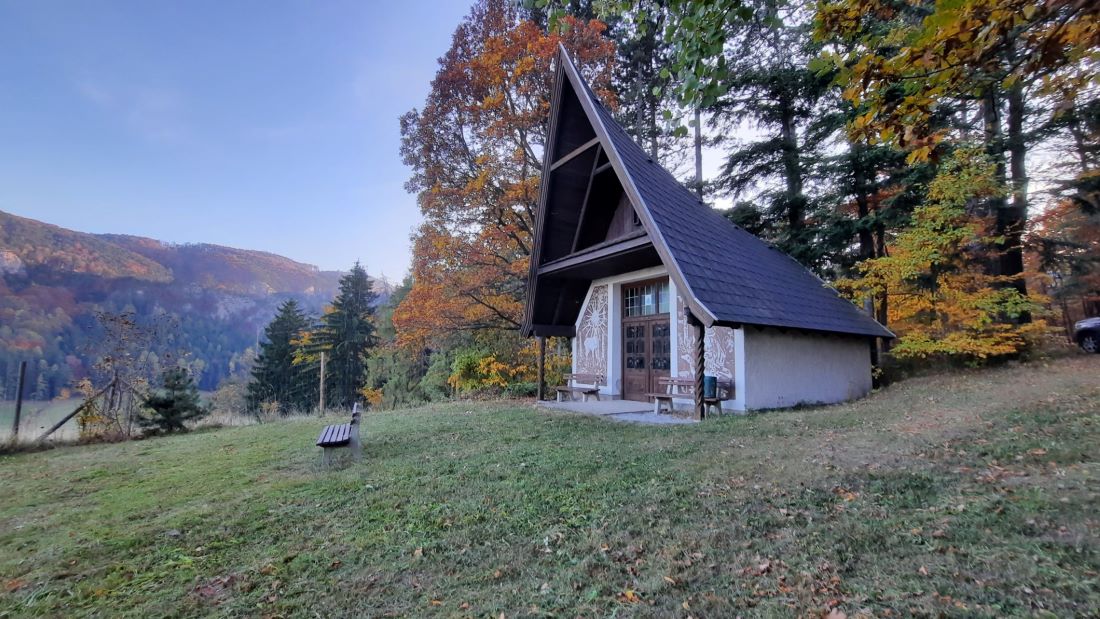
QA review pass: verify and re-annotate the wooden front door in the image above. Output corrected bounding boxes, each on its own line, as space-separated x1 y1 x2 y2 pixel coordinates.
621 278 672 401
622 318 671 401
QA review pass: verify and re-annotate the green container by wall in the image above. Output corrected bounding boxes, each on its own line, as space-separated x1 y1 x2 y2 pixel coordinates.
703 375 717 399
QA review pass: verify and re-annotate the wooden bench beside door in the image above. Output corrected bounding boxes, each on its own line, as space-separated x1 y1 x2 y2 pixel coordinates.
646 377 734 417
556 373 605 402
316 403 363 466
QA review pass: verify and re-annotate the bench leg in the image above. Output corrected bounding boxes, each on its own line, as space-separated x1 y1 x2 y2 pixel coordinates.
350 428 362 462
321 447 331 467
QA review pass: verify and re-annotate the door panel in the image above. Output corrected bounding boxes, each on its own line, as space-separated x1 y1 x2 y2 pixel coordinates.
623 322 648 401
622 318 671 401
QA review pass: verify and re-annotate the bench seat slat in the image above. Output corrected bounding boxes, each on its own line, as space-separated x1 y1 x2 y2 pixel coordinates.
317 422 352 447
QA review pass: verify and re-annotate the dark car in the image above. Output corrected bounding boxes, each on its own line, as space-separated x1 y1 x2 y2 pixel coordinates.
1075 317 1100 354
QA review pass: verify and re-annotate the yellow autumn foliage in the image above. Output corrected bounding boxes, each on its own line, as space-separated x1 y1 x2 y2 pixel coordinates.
838 146 1047 362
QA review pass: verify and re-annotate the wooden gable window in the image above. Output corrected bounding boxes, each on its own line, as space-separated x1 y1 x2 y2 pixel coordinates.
623 279 670 317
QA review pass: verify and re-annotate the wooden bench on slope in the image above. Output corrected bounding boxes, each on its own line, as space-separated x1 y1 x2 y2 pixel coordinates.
646 377 734 417
316 404 363 466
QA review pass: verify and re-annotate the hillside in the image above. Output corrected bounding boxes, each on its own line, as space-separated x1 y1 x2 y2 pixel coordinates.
1 357 1097 616
0 211 171 282
0 210 387 394
98 234 342 296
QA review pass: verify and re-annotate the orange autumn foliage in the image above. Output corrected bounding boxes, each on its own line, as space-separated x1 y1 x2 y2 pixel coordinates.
394 0 616 350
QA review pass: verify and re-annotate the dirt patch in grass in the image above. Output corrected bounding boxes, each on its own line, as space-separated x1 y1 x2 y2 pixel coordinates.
1 356 1097 617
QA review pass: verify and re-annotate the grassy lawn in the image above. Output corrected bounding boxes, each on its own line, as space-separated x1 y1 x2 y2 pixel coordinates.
1 357 1098 617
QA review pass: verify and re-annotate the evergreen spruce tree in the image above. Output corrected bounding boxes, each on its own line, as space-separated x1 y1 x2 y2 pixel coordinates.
317 262 377 409
140 367 209 433
707 1 835 270
246 299 311 414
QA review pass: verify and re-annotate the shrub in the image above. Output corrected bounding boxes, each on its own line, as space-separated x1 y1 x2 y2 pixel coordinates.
504 381 538 398
140 368 209 434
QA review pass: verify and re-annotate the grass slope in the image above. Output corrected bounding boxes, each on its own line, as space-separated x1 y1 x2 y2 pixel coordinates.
1 357 1098 617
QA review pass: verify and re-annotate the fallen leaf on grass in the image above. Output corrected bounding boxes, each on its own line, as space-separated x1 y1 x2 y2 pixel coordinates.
430 599 443 606
413 547 423 558
832 486 859 501
918 566 929 576
1027 448 1048 456
663 576 677 585
4 579 25 592
618 589 641 603
328 560 341 570
824 610 847 619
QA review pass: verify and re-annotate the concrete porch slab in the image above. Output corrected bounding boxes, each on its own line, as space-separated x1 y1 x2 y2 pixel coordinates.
538 399 697 425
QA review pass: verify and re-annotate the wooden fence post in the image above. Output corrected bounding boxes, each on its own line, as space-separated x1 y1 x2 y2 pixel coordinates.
536 335 546 401
12 361 26 438
319 351 326 413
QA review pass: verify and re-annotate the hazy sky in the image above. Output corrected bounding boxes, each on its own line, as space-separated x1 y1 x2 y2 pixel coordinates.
0 0 474 279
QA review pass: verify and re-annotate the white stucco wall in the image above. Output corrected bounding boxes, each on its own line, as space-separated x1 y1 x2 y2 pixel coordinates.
741 328 872 410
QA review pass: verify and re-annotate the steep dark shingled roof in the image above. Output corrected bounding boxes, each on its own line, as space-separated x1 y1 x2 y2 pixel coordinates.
559 47 893 339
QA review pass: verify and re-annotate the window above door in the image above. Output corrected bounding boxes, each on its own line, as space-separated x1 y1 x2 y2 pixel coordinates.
623 279 670 317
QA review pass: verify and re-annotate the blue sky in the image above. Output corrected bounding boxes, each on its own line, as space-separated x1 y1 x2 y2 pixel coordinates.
0 0 474 279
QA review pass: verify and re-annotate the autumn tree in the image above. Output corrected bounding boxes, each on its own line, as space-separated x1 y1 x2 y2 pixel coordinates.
1029 198 1100 321
394 0 616 349
838 146 1045 361
816 0 1100 295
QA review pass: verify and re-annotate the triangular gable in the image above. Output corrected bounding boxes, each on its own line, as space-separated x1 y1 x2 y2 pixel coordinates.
525 46 892 340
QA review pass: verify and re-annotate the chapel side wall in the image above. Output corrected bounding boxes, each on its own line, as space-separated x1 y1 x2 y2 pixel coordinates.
742 328 872 410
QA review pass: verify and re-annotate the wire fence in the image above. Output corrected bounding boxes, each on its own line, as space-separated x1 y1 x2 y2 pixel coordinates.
0 398 83 443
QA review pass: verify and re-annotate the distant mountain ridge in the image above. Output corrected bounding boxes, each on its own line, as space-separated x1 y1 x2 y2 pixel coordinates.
0 210 391 395
97 233 344 296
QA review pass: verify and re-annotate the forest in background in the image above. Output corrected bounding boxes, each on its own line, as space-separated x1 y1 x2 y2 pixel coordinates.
365 0 1098 407
0 209 391 401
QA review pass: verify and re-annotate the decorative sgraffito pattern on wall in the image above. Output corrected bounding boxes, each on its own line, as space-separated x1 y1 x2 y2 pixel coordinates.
576 284 608 376
677 294 736 380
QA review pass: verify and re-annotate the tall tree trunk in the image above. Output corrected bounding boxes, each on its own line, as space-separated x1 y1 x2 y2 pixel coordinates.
648 97 659 161
1066 100 1091 173
779 96 804 233
694 108 703 198
982 88 1008 277
1005 81 1029 299
851 140 874 261
875 223 890 349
